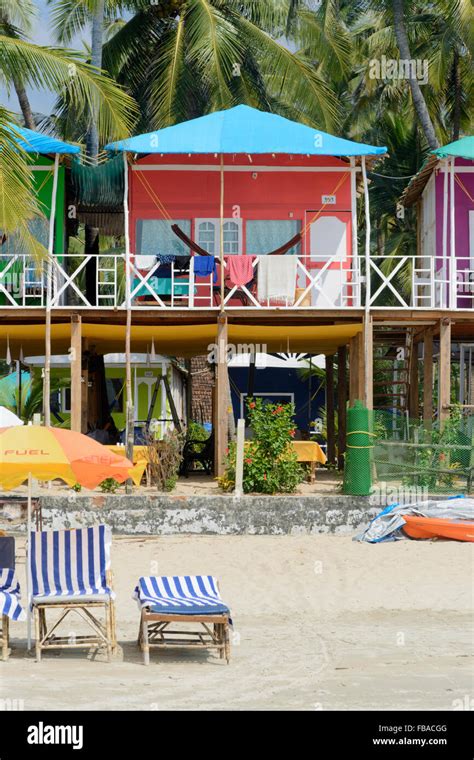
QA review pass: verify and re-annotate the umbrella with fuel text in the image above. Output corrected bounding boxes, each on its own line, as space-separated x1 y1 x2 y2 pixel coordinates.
0 425 137 647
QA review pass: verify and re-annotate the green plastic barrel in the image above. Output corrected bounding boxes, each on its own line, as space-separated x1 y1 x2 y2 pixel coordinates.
343 400 373 496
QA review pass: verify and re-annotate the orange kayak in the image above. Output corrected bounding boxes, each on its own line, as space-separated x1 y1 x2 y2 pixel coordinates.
402 515 474 542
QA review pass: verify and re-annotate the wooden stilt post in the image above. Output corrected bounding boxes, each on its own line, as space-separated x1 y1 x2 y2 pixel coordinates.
408 333 419 420
363 316 373 410
326 354 335 465
43 153 60 427
215 315 228 477
439 318 451 428
349 334 360 405
337 345 347 470
423 327 433 429
70 314 82 432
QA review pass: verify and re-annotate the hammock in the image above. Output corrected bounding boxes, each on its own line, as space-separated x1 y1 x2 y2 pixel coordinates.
171 224 302 257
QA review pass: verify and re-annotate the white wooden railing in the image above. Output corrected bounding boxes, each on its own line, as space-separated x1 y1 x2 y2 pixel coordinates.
0 253 473 310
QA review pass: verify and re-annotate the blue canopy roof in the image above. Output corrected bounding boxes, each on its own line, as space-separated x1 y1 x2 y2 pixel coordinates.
7 124 80 155
105 105 386 157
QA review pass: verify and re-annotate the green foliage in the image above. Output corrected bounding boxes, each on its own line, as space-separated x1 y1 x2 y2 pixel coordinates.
220 397 303 494
99 477 120 493
186 420 209 442
374 406 471 493
0 370 70 424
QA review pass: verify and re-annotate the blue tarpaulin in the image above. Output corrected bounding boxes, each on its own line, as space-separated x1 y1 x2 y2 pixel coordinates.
106 104 386 156
355 496 474 543
6 124 80 155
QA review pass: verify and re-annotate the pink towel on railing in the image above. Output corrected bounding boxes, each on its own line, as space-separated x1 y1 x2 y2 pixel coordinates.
225 255 255 287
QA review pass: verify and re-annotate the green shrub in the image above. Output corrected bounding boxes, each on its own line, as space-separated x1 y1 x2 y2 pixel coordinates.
220 398 303 494
99 478 120 493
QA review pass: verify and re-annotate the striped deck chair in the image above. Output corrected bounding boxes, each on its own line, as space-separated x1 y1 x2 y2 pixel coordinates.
134 575 231 665
30 525 116 662
0 566 26 662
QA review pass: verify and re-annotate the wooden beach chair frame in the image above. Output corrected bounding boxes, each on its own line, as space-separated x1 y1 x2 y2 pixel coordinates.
0 535 16 662
0 614 9 662
138 607 231 666
136 577 231 665
33 569 117 662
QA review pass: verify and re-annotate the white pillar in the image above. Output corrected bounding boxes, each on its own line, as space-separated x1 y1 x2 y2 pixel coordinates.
449 156 456 308
123 152 134 476
442 158 448 306
361 156 372 406
350 157 359 306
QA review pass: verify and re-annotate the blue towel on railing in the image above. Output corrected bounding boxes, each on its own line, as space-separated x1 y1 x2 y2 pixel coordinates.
0 568 25 621
193 256 217 283
134 575 231 616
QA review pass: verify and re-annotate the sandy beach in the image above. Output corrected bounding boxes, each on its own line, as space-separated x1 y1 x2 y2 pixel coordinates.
1 534 473 711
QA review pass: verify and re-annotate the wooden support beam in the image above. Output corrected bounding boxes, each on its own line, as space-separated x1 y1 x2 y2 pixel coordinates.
408 332 419 420
215 315 228 477
349 335 360 405
70 315 82 432
326 354 335 465
423 328 433 429
337 345 347 470
439 318 451 427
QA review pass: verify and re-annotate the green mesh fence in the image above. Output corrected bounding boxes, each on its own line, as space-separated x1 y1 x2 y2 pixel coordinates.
343 401 373 496
372 408 474 496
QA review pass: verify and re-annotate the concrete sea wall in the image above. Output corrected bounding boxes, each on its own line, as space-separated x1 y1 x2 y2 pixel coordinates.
0 493 377 536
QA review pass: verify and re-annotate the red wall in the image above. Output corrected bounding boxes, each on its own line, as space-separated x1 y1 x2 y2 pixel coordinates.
129 153 353 259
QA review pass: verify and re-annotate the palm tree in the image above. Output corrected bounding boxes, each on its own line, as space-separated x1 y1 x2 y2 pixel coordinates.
0 108 45 253
391 0 439 149
95 0 340 131
0 0 37 128
0 14 137 144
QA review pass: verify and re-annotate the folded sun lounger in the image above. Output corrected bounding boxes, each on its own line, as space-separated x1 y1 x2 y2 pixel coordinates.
30 525 116 662
134 575 232 665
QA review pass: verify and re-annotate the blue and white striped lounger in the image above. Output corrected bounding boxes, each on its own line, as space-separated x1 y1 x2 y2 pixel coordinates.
0 568 25 662
30 525 116 661
0 569 25 623
135 576 232 665
135 575 230 615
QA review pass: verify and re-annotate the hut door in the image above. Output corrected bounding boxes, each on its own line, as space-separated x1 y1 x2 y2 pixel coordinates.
303 212 350 307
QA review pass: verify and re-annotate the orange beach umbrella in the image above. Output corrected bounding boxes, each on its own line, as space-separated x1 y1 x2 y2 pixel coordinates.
0 425 136 648
0 425 136 490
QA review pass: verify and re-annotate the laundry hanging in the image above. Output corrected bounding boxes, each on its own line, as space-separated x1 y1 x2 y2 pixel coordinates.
225 255 255 287
156 253 191 271
193 255 218 283
257 256 298 304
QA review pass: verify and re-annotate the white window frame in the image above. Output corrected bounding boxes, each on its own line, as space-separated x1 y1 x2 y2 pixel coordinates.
195 218 243 255
239 391 294 418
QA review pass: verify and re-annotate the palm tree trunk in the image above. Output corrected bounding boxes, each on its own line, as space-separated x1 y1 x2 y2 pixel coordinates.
392 0 439 150
13 78 35 129
86 0 105 159
85 0 105 306
452 48 461 141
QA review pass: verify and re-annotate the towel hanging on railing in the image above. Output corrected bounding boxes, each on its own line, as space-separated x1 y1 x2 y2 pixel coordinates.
257 256 297 304
225 255 255 287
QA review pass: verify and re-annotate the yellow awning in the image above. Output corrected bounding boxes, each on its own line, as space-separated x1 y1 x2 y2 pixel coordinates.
0 321 362 357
